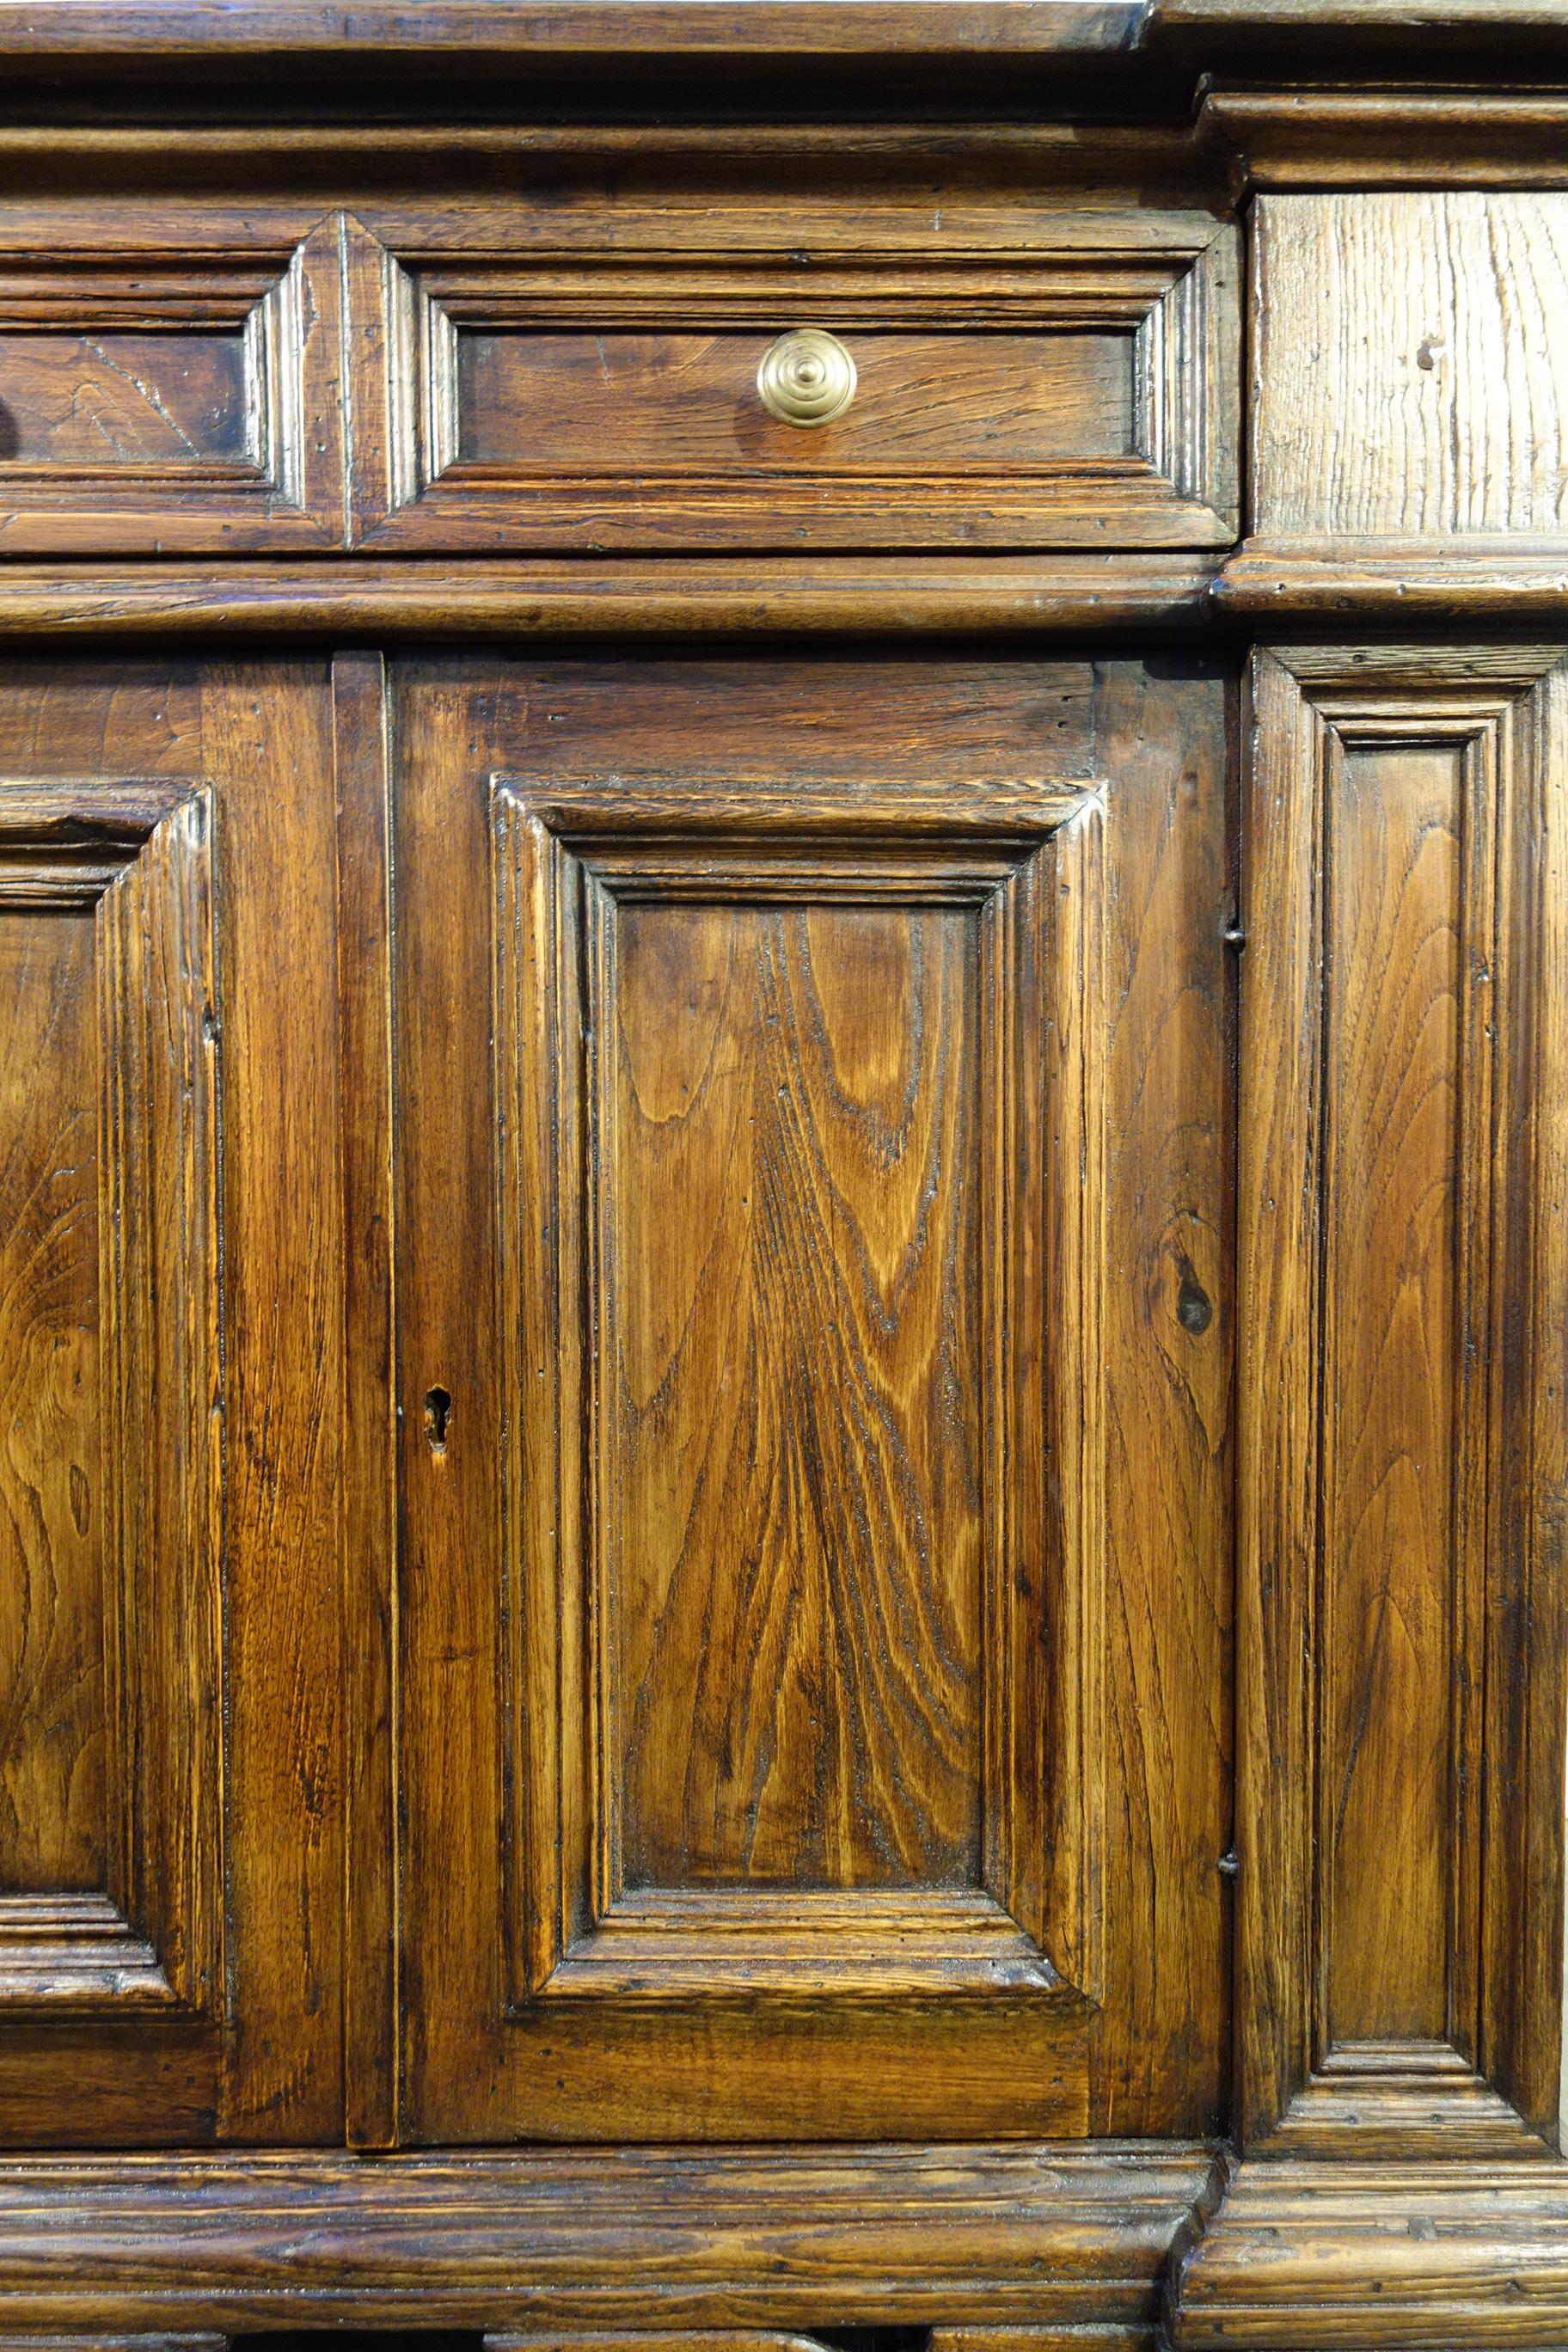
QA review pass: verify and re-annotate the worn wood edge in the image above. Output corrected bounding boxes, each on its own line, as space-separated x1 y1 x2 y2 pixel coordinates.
0 123 1211 186
0 558 1222 638
1148 0 1568 34
1167 2153 1568 2349
0 2145 1214 2331
0 2 1148 61
1200 85 1568 187
1216 544 1568 622
0 0 1562 70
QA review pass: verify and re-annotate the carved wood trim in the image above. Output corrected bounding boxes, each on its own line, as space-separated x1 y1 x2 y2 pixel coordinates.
0 554 1224 637
0 778 224 2019
0 2144 1216 2331
1170 2153 1568 2349
1202 84 1568 191
349 217 1237 551
0 224 345 551
490 774 1108 2012
1237 645 1568 2153
1216 541 1568 620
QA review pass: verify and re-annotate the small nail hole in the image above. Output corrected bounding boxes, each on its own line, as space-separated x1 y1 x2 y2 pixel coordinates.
424 1387 451 1454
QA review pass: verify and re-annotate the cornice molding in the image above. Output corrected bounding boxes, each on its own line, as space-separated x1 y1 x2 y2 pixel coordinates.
1201 83 1568 190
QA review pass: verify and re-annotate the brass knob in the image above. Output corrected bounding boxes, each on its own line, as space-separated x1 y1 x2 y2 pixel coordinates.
756 328 856 427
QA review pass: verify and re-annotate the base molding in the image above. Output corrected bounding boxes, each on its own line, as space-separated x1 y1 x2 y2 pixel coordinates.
1169 2153 1568 2349
1 2142 1565 2348
0 2146 1215 2337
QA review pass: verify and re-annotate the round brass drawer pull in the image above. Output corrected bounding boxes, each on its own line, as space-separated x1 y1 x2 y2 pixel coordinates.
756 328 857 427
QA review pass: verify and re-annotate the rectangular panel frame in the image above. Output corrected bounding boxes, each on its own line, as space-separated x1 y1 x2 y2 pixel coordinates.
0 776 224 2019
0 218 349 551
352 211 1238 550
490 771 1107 2012
1237 643 1568 2153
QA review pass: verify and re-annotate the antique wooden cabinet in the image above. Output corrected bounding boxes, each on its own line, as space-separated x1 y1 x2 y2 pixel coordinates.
0 3 1565 2346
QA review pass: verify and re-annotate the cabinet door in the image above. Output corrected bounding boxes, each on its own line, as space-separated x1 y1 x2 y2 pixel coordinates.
0 658 344 2144
395 653 1234 2141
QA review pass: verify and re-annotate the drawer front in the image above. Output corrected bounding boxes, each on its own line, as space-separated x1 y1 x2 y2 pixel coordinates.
352 205 1239 550
0 208 346 553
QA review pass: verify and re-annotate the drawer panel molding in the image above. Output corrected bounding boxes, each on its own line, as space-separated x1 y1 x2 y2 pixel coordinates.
0 216 350 552
347 211 1238 550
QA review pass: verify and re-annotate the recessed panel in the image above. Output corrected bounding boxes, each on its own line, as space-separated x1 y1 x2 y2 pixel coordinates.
1322 741 1466 2049
0 332 251 467
609 897 983 1894
457 330 1135 476
0 908 102 1895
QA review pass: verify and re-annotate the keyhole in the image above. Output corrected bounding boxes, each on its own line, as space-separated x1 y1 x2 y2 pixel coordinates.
424 1386 451 1454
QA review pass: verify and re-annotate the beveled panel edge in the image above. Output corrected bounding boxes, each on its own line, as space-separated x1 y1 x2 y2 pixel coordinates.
0 222 345 551
354 211 1236 553
0 777 224 2027
488 771 1107 2018
1234 641 1568 2159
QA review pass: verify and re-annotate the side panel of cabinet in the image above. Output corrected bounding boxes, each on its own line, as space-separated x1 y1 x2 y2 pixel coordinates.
393 653 1234 2143
0 658 346 2142
1238 645 1568 2152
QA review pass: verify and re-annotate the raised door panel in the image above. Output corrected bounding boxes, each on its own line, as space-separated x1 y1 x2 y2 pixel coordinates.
493 770 1103 2008
0 660 345 2143
395 654 1233 2142
1237 645 1568 2153
0 779 219 2022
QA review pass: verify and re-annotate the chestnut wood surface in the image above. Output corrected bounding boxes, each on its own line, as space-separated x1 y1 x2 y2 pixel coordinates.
0 903 101 1897
0 12 1560 2349
0 662 346 2141
1252 193 1568 542
395 651 1233 2143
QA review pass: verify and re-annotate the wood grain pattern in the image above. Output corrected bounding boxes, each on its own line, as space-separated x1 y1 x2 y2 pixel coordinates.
491 769 1102 2012
608 896 983 1893
456 329 1134 475
1319 737 1473 2053
0 662 344 2141
0 554 1224 638
0 2 1151 62
1253 194 1568 541
1202 88 1568 192
1216 542 1568 620
1172 2154 1568 2349
0 230 345 552
0 907 102 1896
331 650 401 2150
358 210 1238 550
1237 645 1568 2162
400 652 1230 2141
0 332 248 466
0 779 222 2022
199 663 344 2141
0 2143 1216 2333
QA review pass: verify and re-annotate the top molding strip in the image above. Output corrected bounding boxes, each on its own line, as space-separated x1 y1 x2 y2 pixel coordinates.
0 2 1563 83
0 2 1148 59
